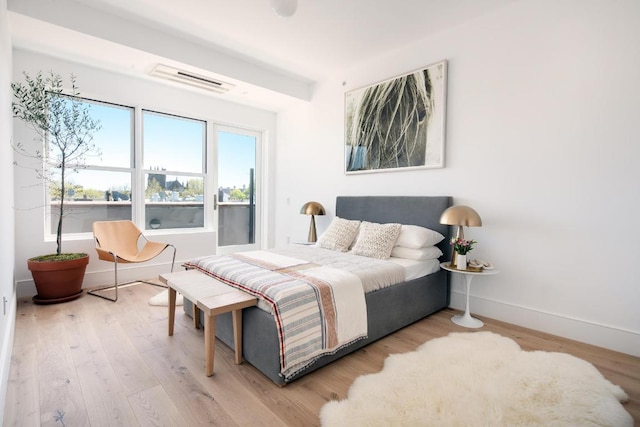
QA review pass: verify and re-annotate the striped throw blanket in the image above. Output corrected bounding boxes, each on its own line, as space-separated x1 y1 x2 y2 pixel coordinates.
185 251 367 380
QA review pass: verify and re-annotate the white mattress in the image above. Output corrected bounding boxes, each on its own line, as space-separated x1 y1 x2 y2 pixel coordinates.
389 257 441 281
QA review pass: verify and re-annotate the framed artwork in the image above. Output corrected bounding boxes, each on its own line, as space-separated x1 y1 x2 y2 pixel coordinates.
345 60 447 174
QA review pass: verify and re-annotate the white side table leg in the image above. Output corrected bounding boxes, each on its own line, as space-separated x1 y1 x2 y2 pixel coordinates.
452 274 484 328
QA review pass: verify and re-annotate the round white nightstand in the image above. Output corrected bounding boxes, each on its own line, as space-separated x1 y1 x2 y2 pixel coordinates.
440 262 500 328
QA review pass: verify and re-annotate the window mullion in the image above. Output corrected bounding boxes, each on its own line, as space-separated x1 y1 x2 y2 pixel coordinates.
133 106 145 228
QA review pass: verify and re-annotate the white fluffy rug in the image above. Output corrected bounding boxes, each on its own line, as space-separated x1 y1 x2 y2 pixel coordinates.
320 331 632 426
148 289 183 306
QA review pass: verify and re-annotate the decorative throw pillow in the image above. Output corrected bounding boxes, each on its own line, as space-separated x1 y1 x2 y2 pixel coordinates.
390 245 443 261
351 221 402 259
317 217 361 252
395 224 445 249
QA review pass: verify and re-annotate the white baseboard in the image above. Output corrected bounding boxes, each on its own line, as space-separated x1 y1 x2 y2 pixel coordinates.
0 292 16 423
16 260 180 298
450 290 640 358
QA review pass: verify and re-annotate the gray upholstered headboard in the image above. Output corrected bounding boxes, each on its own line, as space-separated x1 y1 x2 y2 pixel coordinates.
336 196 453 260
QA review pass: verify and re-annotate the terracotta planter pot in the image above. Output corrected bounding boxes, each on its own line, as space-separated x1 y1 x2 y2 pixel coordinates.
28 255 89 304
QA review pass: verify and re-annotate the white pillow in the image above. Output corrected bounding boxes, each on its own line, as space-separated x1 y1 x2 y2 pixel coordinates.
390 245 443 261
351 221 402 259
317 217 361 252
395 224 445 249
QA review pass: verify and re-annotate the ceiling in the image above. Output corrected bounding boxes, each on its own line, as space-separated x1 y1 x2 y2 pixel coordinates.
8 0 516 110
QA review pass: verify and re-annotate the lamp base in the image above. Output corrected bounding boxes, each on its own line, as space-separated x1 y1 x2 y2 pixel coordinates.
450 225 465 266
308 215 317 242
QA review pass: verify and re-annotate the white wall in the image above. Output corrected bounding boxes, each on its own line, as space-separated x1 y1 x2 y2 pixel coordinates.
274 0 640 356
0 0 16 419
12 49 278 297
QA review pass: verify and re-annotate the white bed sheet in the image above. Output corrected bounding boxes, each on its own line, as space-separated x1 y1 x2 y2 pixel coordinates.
272 245 441 293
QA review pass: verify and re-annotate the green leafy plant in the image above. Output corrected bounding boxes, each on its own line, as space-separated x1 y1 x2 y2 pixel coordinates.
450 237 477 255
12 71 101 259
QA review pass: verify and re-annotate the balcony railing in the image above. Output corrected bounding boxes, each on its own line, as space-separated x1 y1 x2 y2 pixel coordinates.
51 201 254 246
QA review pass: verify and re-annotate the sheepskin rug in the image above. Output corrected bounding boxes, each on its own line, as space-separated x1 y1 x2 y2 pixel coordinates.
320 331 632 426
148 289 183 306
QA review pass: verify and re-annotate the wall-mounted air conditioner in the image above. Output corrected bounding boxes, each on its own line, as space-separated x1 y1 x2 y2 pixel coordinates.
149 64 235 94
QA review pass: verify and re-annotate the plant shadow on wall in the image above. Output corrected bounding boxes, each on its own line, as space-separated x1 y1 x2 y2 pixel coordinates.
345 60 447 174
12 71 101 304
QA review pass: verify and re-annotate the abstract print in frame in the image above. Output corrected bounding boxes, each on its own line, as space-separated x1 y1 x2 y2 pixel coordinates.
345 60 447 174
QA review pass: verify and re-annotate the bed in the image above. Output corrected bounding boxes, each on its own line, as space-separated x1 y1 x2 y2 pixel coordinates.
182 195 452 385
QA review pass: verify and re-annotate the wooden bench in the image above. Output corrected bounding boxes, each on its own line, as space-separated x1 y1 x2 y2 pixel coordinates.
159 270 257 376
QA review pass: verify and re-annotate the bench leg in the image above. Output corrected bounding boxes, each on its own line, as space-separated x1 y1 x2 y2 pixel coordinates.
205 314 216 376
168 288 177 336
194 306 201 329
232 309 243 365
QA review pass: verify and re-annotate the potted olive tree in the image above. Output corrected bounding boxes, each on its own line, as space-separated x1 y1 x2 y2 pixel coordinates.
12 71 101 304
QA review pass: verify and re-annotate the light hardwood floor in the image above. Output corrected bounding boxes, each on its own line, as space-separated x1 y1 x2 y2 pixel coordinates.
4 283 639 426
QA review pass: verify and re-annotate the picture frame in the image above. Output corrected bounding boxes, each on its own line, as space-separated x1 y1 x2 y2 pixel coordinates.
345 60 447 174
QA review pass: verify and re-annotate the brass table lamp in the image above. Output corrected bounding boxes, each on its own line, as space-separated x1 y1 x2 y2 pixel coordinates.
440 205 482 265
300 201 326 243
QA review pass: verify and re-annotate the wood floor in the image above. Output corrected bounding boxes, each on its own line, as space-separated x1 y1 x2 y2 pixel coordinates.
4 282 639 426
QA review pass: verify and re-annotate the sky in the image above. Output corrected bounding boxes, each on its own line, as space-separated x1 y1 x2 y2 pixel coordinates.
218 130 256 189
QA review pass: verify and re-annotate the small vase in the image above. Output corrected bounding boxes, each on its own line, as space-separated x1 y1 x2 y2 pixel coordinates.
456 254 467 270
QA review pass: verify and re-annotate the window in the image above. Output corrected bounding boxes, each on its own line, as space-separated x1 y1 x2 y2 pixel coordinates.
142 110 206 230
49 100 134 234
47 93 255 237
48 100 209 235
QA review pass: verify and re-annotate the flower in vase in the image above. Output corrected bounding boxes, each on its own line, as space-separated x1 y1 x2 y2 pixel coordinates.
450 237 477 255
